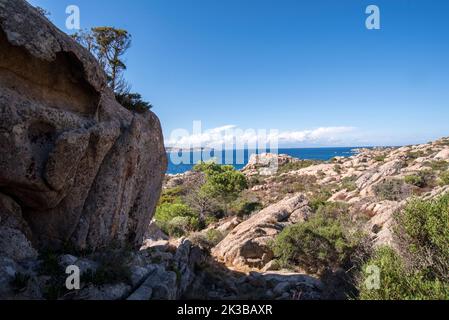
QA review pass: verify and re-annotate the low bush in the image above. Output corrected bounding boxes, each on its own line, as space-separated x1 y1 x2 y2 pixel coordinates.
358 193 449 300
404 174 426 188
406 150 425 160
309 190 333 212
438 171 449 186
158 187 184 205
373 178 410 201
334 165 343 174
358 247 449 300
155 203 200 236
426 160 449 172
374 155 386 162
271 210 363 274
231 198 262 217
189 229 225 251
341 176 357 191
277 160 320 174
395 194 449 279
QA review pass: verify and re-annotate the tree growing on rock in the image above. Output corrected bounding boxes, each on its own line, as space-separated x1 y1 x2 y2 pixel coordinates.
72 27 152 113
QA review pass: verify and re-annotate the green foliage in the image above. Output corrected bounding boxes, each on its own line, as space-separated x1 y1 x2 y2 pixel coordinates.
231 198 262 217
277 160 320 174
35 6 51 17
374 155 386 162
359 194 449 300
248 175 264 187
72 27 152 112
333 165 343 174
205 229 225 245
190 229 225 251
404 170 435 189
194 161 248 214
277 174 317 195
373 178 410 201
435 139 449 146
309 190 332 212
341 176 357 191
358 247 449 300
425 160 449 172
158 187 184 205
404 174 425 187
316 201 349 218
155 202 200 236
439 171 449 186
406 150 425 160
395 194 449 267
115 92 152 113
271 210 362 274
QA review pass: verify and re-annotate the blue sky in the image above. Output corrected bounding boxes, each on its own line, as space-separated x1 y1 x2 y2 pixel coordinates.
28 0 449 147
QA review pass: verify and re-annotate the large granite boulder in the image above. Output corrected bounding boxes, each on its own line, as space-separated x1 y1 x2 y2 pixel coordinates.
212 194 311 269
0 0 166 251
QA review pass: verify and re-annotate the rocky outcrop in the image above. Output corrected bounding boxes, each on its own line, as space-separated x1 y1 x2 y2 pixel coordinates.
242 153 300 176
0 0 166 252
212 194 311 269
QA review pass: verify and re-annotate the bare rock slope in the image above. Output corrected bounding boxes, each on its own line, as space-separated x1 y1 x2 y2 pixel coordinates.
0 0 167 252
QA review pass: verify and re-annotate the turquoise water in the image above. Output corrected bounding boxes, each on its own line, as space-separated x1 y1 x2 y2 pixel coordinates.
166 147 361 174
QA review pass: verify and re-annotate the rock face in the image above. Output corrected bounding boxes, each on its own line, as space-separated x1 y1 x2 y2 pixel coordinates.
242 153 299 176
0 0 166 251
212 194 311 269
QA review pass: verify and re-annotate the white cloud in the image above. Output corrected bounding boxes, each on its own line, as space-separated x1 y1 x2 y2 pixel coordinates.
166 125 356 148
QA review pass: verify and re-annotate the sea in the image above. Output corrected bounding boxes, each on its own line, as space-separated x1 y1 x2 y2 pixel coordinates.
166 147 362 175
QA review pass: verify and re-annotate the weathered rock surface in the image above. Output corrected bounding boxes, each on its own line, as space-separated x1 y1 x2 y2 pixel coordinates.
0 0 166 251
243 153 300 176
212 194 311 269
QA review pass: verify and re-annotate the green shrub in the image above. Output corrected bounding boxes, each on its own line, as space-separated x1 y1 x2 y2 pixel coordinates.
406 150 425 160
309 190 333 212
277 160 320 174
189 229 225 250
155 203 200 236
205 229 225 246
334 165 342 174
426 160 449 172
341 176 357 191
374 155 386 162
404 175 425 188
373 178 410 201
395 194 449 273
359 194 449 300
167 216 201 237
436 139 449 146
194 161 248 215
438 171 449 186
231 198 262 217
158 187 184 205
358 247 449 300
271 211 362 274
